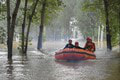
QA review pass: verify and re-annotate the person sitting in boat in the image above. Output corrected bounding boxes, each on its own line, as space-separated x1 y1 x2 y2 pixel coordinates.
84 37 96 52
74 41 84 49
64 39 74 49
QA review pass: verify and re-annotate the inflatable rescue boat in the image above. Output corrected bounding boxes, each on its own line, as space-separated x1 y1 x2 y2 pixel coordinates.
55 48 96 61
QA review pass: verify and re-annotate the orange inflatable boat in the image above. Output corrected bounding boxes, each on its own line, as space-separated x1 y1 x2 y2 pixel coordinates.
55 48 96 61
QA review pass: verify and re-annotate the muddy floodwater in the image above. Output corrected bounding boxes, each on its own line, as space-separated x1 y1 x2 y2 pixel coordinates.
0 43 120 80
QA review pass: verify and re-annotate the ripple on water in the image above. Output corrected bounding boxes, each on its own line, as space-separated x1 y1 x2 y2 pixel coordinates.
0 50 120 80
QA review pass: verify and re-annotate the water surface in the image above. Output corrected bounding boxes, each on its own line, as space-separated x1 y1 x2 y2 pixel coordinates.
0 49 120 80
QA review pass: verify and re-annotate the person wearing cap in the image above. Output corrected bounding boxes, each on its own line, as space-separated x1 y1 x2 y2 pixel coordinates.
84 37 96 52
64 39 74 49
74 41 84 49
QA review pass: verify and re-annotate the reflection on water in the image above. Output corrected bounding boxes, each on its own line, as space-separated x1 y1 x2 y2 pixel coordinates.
6 61 13 80
0 50 120 80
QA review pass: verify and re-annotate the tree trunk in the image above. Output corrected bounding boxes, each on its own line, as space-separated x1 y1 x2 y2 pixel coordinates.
100 25 104 48
37 0 46 50
7 0 21 60
22 0 28 54
7 0 11 60
98 25 100 47
37 25 43 49
92 27 95 41
118 10 120 52
24 0 39 54
103 0 112 50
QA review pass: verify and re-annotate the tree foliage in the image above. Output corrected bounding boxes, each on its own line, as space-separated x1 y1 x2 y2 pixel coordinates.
82 0 120 46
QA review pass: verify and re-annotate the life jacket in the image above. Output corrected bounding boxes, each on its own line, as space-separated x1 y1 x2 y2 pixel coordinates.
84 42 96 52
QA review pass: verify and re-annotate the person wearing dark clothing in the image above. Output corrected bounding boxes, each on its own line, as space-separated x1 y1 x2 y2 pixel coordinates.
64 39 74 49
74 42 84 49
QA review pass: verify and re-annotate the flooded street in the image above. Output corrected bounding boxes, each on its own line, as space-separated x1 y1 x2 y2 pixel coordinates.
0 0 119 79
0 42 120 80
1 0 120 79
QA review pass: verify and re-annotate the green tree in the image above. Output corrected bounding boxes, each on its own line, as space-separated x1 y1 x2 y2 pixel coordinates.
103 0 112 50
21 0 28 54
37 0 63 50
24 0 39 53
6 0 21 60
82 0 120 50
